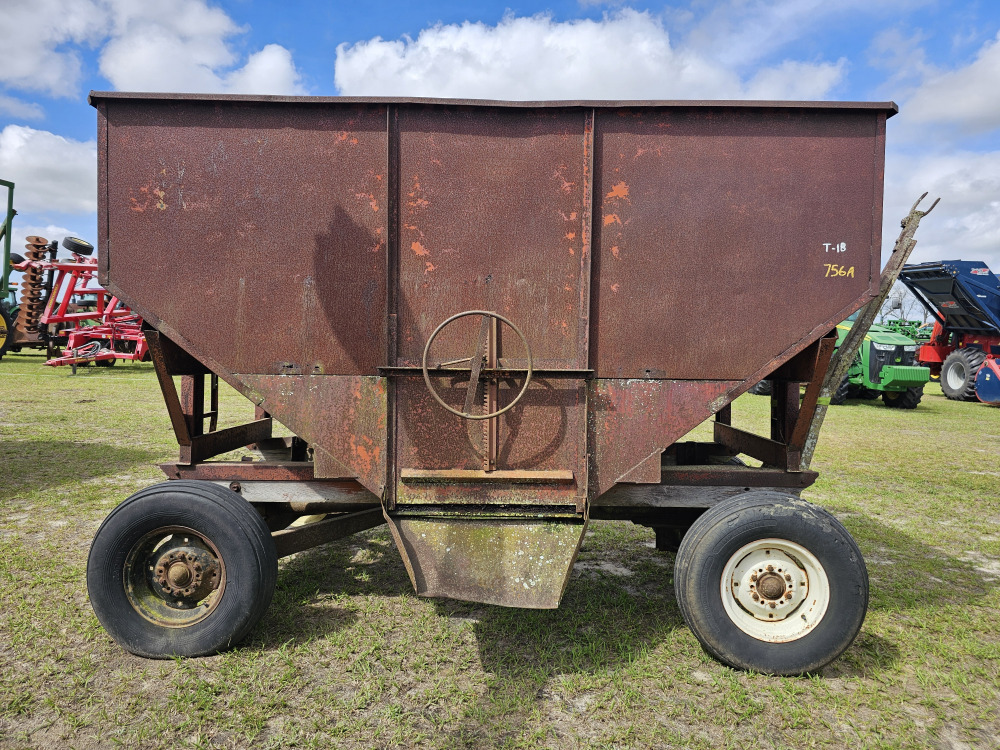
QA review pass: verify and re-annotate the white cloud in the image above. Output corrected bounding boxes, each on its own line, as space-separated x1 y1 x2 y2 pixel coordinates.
222 45 305 95
334 11 845 100
883 149 1000 271
0 125 96 215
98 0 306 95
0 0 108 97
906 31 1000 133
12 223 78 247
0 95 44 120
0 0 305 98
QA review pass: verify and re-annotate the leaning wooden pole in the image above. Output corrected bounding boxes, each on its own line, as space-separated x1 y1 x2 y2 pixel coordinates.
800 193 940 469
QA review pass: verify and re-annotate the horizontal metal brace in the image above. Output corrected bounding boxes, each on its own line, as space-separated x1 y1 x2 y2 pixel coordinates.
271 508 386 558
713 422 800 471
658 464 816 487
379 366 593 377
400 468 574 483
178 419 273 464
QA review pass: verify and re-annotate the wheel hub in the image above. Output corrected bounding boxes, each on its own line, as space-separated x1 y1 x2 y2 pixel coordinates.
124 527 227 627
153 547 219 600
756 571 787 600
730 547 808 623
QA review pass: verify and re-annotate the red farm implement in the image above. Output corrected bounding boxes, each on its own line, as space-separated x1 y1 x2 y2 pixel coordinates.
85 92 901 675
8 235 146 367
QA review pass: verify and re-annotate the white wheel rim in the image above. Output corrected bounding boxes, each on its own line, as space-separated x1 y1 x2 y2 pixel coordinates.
720 538 830 643
945 362 966 390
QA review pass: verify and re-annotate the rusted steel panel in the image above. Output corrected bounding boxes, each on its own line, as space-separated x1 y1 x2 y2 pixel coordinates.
393 376 586 507
239 375 387 492
591 107 886 379
386 515 587 608
103 99 388 377
589 379 738 496
393 105 592 370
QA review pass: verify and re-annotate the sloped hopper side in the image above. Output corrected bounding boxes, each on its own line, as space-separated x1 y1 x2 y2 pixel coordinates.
93 93 891 608
387 514 586 609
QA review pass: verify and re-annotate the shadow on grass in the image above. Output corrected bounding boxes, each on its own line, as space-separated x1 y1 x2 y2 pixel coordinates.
254 530 412 646
840 514 997 612
0 439 160 501
248 511 985 738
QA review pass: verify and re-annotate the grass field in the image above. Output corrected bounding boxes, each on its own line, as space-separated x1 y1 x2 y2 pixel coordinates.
1 349 999 749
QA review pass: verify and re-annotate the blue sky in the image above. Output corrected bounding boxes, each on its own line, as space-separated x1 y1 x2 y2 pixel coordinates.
2 0 999 271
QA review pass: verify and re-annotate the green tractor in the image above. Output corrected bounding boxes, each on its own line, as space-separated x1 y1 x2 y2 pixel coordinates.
750 313 930 408
832 314 931 408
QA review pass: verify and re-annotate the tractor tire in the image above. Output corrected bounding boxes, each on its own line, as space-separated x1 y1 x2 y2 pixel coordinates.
674 491 868 675
940 348 985 401
0 305 13 360
748 380 772 396
882 386 923 409
9 252 25 265
87 481 277 658
857 387 880 400
62 236 94 256
829 374 850 406
95 357 116 367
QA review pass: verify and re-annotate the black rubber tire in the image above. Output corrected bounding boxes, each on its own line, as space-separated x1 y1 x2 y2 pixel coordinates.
829 374 850 406
87 480 277 658
847 384 879 400
62 236 94 256
748 380 772 396
9 252 25 264
882 386 923 409
674 491 868 675
95 357 116 367
0 305 12 359
940 348 985 401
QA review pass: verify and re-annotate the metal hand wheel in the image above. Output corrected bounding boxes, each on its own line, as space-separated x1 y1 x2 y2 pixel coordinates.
421 310 533 420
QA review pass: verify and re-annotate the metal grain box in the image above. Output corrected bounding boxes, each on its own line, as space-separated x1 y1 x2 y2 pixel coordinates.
86 93 894 674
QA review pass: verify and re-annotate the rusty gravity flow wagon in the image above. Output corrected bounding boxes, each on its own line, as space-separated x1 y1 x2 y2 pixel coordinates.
86 92 894 675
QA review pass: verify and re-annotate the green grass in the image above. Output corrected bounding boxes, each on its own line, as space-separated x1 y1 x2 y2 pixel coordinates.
1 350 999 749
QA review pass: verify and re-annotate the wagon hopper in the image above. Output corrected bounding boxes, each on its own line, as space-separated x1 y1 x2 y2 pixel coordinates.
87 93 894 675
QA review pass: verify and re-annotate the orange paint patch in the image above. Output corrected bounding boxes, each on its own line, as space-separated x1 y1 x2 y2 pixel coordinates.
611 246 620 259
606 181 629 200
412 241 429 257
357 192 379 212
604 214 621 226
565 231 576 240
611 283 621 293
424 262 436 274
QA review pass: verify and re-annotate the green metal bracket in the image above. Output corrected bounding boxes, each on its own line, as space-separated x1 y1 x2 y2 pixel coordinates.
1 179 16 306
